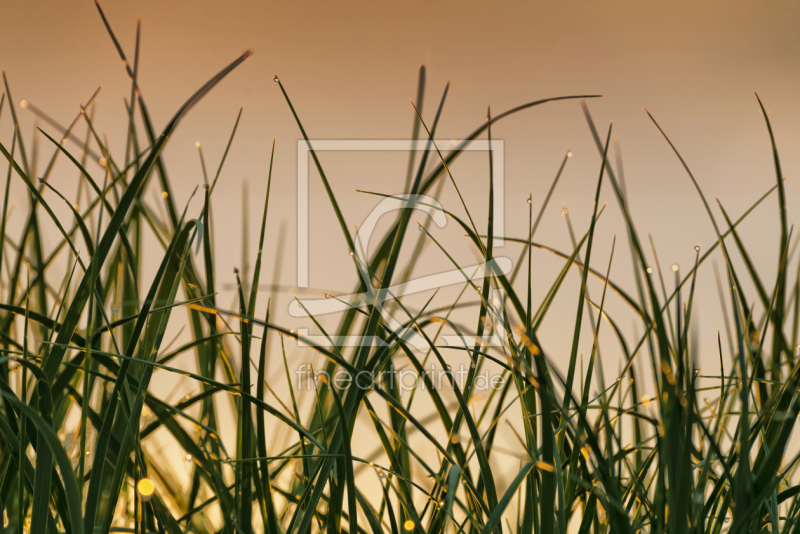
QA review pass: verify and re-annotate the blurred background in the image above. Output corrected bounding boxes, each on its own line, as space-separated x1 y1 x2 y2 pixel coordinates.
2 0 800 497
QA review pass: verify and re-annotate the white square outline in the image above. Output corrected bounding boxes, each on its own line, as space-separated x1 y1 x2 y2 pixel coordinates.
297 139 504 287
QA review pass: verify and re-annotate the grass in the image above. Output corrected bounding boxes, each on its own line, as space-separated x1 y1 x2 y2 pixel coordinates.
0 4 799 534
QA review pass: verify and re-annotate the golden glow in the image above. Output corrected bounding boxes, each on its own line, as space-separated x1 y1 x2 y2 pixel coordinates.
642 395 651 405
137 478 155 501
161 191 169 199
404 520 415 531
195 141 201 148
671 264 679 272
535 460 554 472
98 157 107 167
19 99 28 108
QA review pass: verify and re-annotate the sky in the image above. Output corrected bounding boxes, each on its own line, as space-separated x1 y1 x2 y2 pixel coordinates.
2 0 800 496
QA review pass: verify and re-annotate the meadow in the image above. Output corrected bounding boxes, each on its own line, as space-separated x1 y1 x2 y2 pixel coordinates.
1 4 799 534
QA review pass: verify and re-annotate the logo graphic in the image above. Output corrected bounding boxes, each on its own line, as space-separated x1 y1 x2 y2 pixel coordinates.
292 140 508 351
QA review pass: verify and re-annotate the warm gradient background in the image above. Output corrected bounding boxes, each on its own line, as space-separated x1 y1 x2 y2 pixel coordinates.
2 0 800 492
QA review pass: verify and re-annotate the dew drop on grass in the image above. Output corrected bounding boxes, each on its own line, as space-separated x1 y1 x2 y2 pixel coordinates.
137 478 155 501
273 75 280 83
671 264 679 272
695 245 701 252
527 198 532 204
349 251 354 257
562 208 568 215
185 454 192 462
646 267 653 274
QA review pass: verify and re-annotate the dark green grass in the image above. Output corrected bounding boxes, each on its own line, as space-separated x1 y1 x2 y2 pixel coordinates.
0 4 798 534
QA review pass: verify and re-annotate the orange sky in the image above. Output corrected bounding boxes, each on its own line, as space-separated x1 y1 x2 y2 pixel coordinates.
2 0 800 390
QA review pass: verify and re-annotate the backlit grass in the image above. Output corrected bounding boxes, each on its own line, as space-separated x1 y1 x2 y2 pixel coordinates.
0 4 798 534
